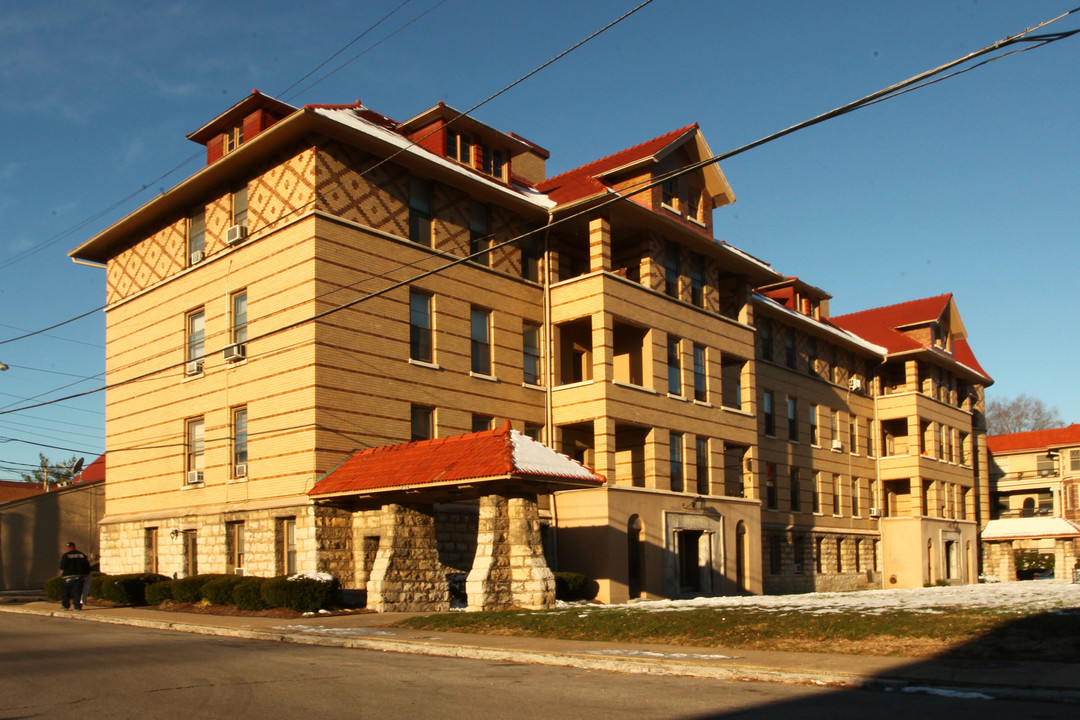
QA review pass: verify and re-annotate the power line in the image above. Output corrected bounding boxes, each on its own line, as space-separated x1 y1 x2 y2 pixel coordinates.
1 7 1075 422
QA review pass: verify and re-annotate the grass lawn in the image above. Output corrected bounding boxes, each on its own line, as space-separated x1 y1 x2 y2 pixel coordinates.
394 605 1080 661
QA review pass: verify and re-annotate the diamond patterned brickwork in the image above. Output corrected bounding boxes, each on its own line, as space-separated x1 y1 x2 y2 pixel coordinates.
315 141 408 238
248 146 316 236
106 219 186 304
205 194 232 257
433 183 468 256
489 205 524 275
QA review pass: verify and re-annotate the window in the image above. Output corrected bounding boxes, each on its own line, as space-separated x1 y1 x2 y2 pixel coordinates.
446 129 471 163
765 463 777 509
523 322 541 385
227 521 245 575
409 290 433 363
851 478 860 516
696 437 709 495
280 518 297 576
232 185 248 229
789 466 801 512
866 418 875 457
693 344 707 402
812 471 821 514
409 178 433 246
661 178 677 208
763 391 775 436
1071 449 1080 472
470 307 492 376
769 536 782 575
224 124 244 153
187 309 205 365
670 432 684 492
787 397 798 442
469 202 490 262
524 423 543 442
687 186 702 222
183 530 198 578
832 474 841 515
809 404 819 445
667 336 682 395
232 407 248 478
188 208 205 263
690 254 705 307
472 414 493 433
664 242 680 297
232 291 248 346
410 405 433 442
849 415 858 453
520 233 540 281
186 418 204 482
759 318 773 361
807 337 817 376
784 331 796 369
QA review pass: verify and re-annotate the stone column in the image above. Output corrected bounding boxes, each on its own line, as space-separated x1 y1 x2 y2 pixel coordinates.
467 493 512 611
367 503 449 613
467 493 556 611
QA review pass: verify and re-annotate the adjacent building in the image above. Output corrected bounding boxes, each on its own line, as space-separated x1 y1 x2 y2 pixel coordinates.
68 92 992 608
983 425 1080 580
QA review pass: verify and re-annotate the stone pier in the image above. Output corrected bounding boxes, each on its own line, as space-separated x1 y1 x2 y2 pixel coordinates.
367 503 449 612
467 493 555 611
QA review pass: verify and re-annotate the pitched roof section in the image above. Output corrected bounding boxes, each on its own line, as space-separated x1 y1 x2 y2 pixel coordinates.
0 480 43 504
536 124 737 209
830 294 990 382
308 421 604 498
988 424 1080 454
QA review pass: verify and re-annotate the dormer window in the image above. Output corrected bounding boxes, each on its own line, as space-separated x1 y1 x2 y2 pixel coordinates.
661 178 678 209
687 187 702 223
446 127 507 181
447 129 470 163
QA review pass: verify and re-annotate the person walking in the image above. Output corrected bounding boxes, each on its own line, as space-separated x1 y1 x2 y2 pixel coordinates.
59 541 90 610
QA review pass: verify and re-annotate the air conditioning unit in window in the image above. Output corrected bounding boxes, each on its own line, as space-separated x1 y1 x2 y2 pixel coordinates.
190 250 204 265
223 343 246 362
832 439 843 451
849 377 863 392
234 567 245 576
185 360 203 376
225 224 247 245
186 471 204 485
869 507 882 518
234 464 247 479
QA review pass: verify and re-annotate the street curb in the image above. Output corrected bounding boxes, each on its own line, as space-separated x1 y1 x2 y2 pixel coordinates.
3 604 1078 704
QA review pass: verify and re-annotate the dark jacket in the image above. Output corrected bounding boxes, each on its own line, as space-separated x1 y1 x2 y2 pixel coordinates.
60 549 90 577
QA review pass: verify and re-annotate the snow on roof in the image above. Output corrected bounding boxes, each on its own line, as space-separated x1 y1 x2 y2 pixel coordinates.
313 107 556 210
308 421 603 497
754 293 887 356
981 517 1080 540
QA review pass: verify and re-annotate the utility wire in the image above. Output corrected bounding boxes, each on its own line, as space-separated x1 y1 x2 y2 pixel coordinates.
1 7 1075 420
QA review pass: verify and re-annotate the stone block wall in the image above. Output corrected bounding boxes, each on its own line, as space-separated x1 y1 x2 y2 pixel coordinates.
366 504 450 613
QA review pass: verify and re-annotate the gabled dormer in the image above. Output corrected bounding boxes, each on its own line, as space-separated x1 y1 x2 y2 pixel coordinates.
396 102 547 187
187 90 297 165
536 125 733 236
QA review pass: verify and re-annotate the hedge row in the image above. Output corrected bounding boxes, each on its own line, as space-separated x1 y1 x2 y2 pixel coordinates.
46 572 338 613
146 574 339 613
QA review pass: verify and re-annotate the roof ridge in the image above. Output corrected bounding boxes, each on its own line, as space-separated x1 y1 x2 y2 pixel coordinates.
832 293 952 322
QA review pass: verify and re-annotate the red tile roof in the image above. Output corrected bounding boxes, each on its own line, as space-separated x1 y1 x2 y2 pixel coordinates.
830 294 953 353
988 424 1080 453
536 125 697 205
0 480 43 503
309 421 604 498
76 454 106 484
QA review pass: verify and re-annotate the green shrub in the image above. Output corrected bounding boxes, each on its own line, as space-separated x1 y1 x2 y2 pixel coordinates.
44 575 62 601
170 575 215 603
554 572 588 601
87 572 106 599
262 575 338 613
100 574 170 605
145 580 174 606
203 575 246 605
234 578 268 611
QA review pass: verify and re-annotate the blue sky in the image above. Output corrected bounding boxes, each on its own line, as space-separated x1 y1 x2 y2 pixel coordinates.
1 1 1078 481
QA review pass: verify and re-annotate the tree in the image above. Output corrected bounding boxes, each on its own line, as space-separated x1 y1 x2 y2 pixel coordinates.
985 394 1063 435
19 453 84 488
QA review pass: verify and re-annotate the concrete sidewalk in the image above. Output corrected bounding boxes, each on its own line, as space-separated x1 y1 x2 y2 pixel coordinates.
1 598 1078 704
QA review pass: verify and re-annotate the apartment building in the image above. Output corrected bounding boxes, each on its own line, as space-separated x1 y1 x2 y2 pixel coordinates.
983 426 1080 580
69 91 992 608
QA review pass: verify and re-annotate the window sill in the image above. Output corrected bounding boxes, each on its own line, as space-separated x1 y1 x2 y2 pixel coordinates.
612 380 658 394
469 371 499 382
522 382 545 391
687 216 707 229
661 202 679 215
692 399 712 408
409 359 442 370
667 393 688 402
